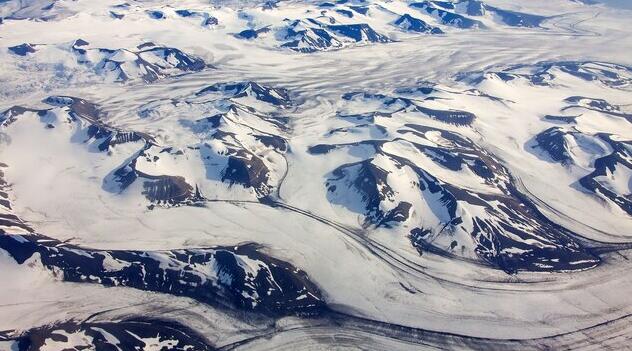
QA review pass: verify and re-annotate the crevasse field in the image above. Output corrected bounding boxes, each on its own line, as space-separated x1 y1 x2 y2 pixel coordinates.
0 0 632 350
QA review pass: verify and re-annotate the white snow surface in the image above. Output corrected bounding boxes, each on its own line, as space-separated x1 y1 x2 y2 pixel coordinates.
1 0 632 349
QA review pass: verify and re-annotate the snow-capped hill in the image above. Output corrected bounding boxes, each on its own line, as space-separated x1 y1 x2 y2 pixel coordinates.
579 134 632 215
0 233 326 316
9 319 215 351
184 103 288 137
146 10 165 20
449 60 632 242
0 0 75 21
175 9 219 26
0 106 45 126
0 98 199 216
4 39 208 85
326 156 413 228
42 95 101 118
531 127 632 218
410 1 485 29
458 69 554 87
563 96 632 122
481 5 548 28
348 5 370 15
40 95 155 151
0 97 200 207
532 127 612 167
0 162 32 234
280 19 346 52
197 81 292 109
235 13 392 52
310 117 600 272
2 95 103 129
409 0 548 28
306 85 605 273
533 127 579 165
544 114 580 123
393 14 444 34
111 81 292 202
458 0 549 27
395 81 510 103
103 148 200 207
169 91 290 200
7 43 36 56
327 23 391 43
342 91 476 126
226 0 556 55
236 26 272 39
462 0 486 16
560 61 632 88
460 61 632 89
71 40 207 83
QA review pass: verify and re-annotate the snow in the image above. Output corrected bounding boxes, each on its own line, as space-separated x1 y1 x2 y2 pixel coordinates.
595 164 632 196
40 330 94 351
1 0 632 349
101 253 133 272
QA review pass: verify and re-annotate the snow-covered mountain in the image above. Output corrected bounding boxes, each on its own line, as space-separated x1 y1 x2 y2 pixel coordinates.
1 0 632 350
8 39 208 83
